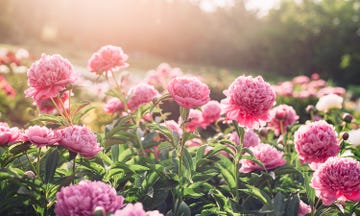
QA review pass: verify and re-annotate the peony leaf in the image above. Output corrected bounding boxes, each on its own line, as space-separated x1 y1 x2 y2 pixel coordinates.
44 149 59 183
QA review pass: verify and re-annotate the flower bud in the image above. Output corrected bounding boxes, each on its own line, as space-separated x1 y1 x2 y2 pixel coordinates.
342 132 349 141
306 105 315 113
24 170 36 179
93 206 106 216
342 113 353 123
275 110 288 121
259 128 268 137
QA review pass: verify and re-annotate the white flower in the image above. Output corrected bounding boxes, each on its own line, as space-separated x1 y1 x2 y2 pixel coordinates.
315 94 343 112
348 128 360 146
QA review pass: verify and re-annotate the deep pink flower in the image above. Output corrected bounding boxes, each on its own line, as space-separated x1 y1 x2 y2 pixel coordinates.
127 83 159 110
25 125 60 147
104 98 124 114
55 180 124 216
183 109 206 132
202 100 222 125
112 203 163 216
88 45 128 74
167 77 210 108
229 129 260 148
298 200 311 216
310 157 360 205
0 122 22 145
294 120 340 169
239 143 286 173
33 92 69 114
269 105 299 136
221 76 276 128
25 54 76 101
59 125 103 158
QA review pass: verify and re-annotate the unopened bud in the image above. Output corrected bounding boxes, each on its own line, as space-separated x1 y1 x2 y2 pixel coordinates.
342 113 353 123
259 128 268 137
275 111 287 121
306 105 315 113
24 170 36 179
93 206 106 216
342 132 349 141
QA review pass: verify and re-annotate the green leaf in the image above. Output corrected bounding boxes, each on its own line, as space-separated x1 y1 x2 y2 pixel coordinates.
128 164 150 172
304 171 316 206
239 184 271 204
216 163 236 189
44 149 59 183
273 192 285 216
285 195 300 216
72 103 94 124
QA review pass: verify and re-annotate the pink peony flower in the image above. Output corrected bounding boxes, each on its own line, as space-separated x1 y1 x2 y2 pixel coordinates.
292 75 310 84
25 54 76 101
229 129 260 148
269 105 299 136
59 125 103 158
145 63 183 91
183 109 206 132
298 200 311 216
24 125 60 147
272 81 293 97
294 120 340 169
0 75 16 97
33 92 69 114
104 97 124 114
112 203 163 216
162 120 183 138
310 157 360 205
317 86 346 97
221 76 276 128
88 45 128 74
0 122 22 145
202 100 222 125
55 180 124 216
167 77 210 108
127 83 159 110
239 143 286 173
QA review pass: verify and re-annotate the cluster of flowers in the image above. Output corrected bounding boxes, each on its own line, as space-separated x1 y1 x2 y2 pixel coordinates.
1 44 359 215
0 74 15 97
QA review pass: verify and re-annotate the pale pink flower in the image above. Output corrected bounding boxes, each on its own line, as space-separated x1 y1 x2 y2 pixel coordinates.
229 129 260 148
293 75 310 84
112 203 163 216
33 92 69 114
239 143 286 173
298 200 311 216
104 98 124 114
221 76 276 128
88 45 128 74
183 109 206 132
273 81 293 97
294 120 340 169
25 54 76 101
127 83 159 110
317 86 346 97
269 105 299 136
311 73 320 80
310 157 360 205
185 138 203 148
59 125 103 158
145 63 183 91
55 180 124 216
24 125 60 147
0 122 22 145
167 77 210 108
315 94 343 112
202 100 222 125
162 120 183 137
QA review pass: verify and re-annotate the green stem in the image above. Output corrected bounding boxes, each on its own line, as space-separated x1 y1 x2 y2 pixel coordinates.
72 155 77 184
232 121 245 202
36 148 42 175
25 152 37 173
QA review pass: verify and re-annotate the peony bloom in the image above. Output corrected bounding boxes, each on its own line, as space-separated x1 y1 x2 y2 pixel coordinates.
59 125 103 158
162 120 183 138
239 143 286 173
33 92 69 114
167 77 210 108
0 75 16 97
272 81 293 97
202 100 222 125
145 63 183 91
25 54 76 101
317 86 346 97
55 180 124 216
221 76 276 128
112 203 163 216
292 75 310 84
294 120 340 169
88 45 128 74
315 94 343 112
298 200 311 216
104 97 124 114
127 83 159 110
183 109 206 132
24 125 60 147
229 129 260 148
347 128 360 146
269 104 299 136
0 122 22 145
310 157 360 205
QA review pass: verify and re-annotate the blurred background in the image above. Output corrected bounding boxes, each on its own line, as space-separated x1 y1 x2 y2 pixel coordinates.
0 0 359 85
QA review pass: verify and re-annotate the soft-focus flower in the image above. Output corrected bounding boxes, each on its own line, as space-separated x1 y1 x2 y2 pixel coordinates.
185 138 203 148
0 122 22 145
298 200 311 216
55 180 124 216
167 77 210 108
315 94 343 112
0 75 16 97
25 54 76 101
269 104 299 136
239 143 286 173
25 125 60 147
162 120 183 138
112 203 163 216
88 45 128 74
33 92 69 114
202 100 222 125
127 83 159 110
183 109 206 132
310 157 360 205
229 129 260 148
347 128 360 146
145 63 183 91
59 125 103 158
317 86 346 97
294 120 340 169
104 98 124 114
272 81 293 97
293 75 310 84
221 76 276 128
